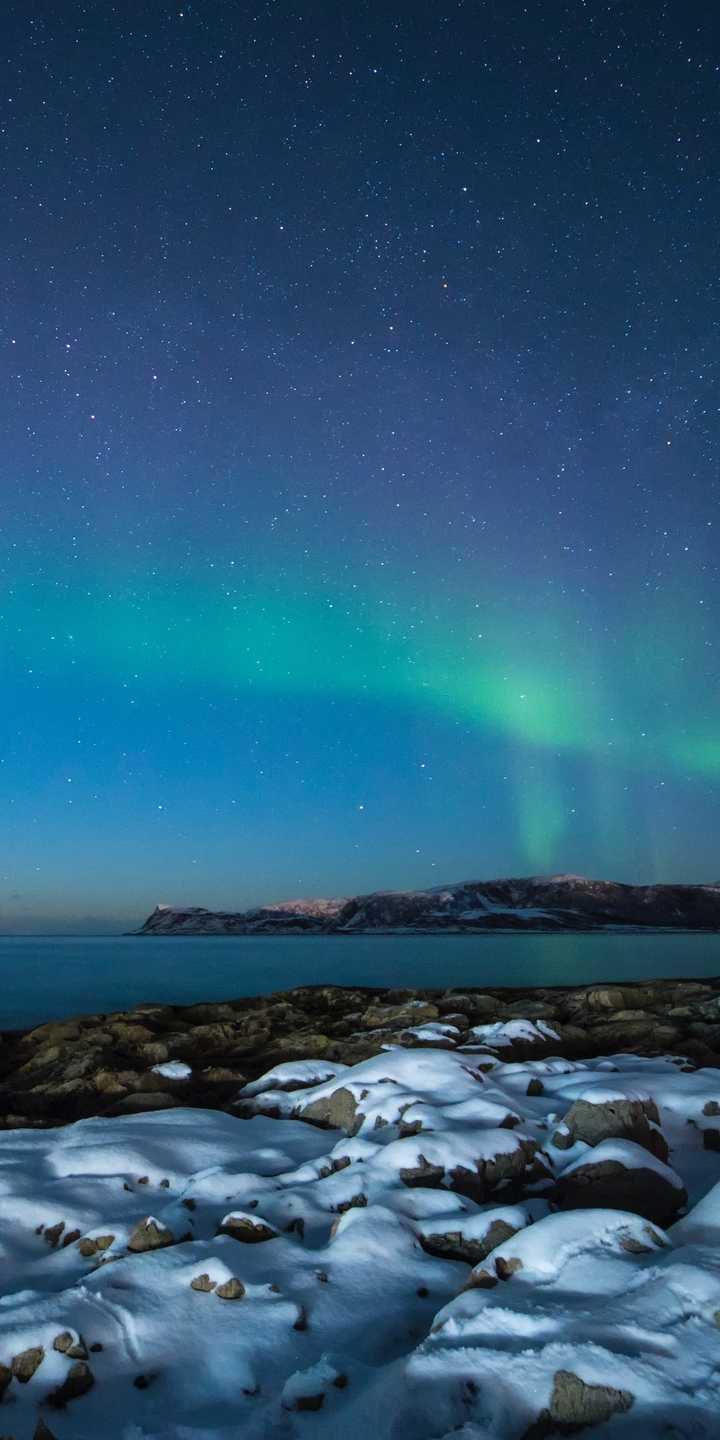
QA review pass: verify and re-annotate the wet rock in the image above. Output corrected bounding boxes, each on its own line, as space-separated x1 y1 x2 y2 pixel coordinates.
12 1346 44 1382
526 1368 633 1435
47 1360 94 1407
127 1217 176 1253
0 1362 11 1399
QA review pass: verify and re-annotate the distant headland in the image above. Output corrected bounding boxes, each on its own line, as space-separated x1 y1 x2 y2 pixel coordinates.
132 874 720 935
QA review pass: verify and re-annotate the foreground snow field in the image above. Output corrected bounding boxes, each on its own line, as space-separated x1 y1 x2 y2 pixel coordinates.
1 1035 720 1438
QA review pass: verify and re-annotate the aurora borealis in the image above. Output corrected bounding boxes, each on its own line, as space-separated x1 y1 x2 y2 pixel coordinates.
1 3 718 930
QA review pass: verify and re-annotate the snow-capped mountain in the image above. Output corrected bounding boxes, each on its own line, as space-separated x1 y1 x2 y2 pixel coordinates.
133 875 720 934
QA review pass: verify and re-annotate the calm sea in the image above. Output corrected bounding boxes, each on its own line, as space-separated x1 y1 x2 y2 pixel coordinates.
2 932 720 1031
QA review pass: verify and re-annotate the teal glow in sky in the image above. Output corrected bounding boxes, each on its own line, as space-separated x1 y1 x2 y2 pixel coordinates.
1 2 718 930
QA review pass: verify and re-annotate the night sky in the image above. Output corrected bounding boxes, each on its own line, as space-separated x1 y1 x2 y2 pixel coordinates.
2 2 718 932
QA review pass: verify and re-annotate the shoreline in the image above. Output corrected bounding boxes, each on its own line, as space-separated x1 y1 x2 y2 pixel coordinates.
2 972 720 1132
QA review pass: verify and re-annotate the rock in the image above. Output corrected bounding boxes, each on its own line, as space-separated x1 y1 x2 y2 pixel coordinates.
584 987 626 1011
105 1091 181 1115
527 1368 633 1435
215 1277 245 1300
420 1215 522 1266
110 1022 156 1047
20 1021 82 1048
53 1332 88 1360
34 1422 58 1440
401 1135 549 1204
47 1360 94 1407
552 1096 669 1161
190 1273 217 1292
526 1078 544 1096
503 1000 557 1019
139 1042 170 1066
0 1363 11 1399
12 1345 44 1382
298 1085 359 1133
127 1217 176 1253
439 993 497 1018
92 1069 138 1096
78 1233 114 1257
359 1001 439 1030
587 1019 657 1049
295 1393 324 1411
203 1066 247 1085
553 1145 686 1227
218 1215 278 1243
43 1220 65 1247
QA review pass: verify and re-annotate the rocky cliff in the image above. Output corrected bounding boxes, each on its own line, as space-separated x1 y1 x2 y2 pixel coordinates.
134 875 720 934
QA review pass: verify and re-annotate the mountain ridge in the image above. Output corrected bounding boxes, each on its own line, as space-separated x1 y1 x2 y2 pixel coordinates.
133 874 720 934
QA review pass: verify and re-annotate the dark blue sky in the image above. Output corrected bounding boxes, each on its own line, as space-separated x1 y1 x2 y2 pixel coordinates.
1 1 718 930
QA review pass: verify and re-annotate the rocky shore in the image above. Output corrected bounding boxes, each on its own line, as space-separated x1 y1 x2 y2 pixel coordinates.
2 974 720 1131
2 977 720 1437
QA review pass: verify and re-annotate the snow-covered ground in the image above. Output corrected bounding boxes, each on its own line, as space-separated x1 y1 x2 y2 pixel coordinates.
1 1032 720 1438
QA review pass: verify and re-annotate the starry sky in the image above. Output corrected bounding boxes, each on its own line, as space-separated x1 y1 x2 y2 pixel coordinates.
1 1 718 932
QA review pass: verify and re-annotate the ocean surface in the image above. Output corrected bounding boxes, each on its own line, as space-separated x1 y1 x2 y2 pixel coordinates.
3 932 720 1030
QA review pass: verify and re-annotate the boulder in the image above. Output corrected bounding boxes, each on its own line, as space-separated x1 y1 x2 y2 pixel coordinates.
34 1420 58 1440
53 1332 87 1360
217 1214 278 1243
105 1091 180 1115
527 1369 633 1435
12 1345 44 1382
47 1361 95 1407
553 1142 686 1226
420 1214 523 1266
298 1086 360 1133
127 1217 176 1253
552 1096 669 1161
359 1001 439 1030
584 987 626 1011
215 1277 245 1300
190 1273 217 1292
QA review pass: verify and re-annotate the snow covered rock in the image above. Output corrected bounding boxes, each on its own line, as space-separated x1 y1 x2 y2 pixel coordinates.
552 1092 669 1160
417 1204 530 1265
553 1139 687 1225
126 1216 176 1252
217 1211 279 1243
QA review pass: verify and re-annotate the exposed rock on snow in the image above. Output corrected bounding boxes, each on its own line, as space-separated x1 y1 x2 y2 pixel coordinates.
127 1216 176 1252
528 1368 634 1434
552 1093 669 1160
2 1038 720 1436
